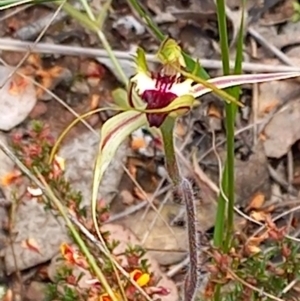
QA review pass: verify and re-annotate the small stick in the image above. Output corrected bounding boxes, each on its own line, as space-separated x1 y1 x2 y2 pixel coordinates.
1 38 300 73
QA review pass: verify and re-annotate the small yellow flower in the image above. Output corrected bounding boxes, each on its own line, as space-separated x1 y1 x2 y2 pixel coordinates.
130 269 150 287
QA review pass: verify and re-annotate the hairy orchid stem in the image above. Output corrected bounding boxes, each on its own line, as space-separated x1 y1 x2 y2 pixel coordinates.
160 117 180 186
181 178 199 301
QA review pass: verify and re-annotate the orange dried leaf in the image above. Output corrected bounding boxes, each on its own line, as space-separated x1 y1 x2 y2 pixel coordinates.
54 155 65 171
2 288 13 301
27 54 42 69
9 75 29 95
260 99 279 115
1 170 22 186
175 122 186 137
90 94 100 110
133 187 143 200
259 133 267 141
131 137 147 151
128 160 137 178
48 66 64 78
21 238 41 254
207 103 222 119
247 232 268 246
246 244 261 254
250 210 268 222
246 193 265 211
263 204 275 213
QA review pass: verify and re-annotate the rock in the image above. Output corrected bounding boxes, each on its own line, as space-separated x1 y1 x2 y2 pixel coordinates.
25 281 47 301
0 66 37 131
4 198 70 275
0 133 16 199
120 204 188 265
264 99 300 158
58 130 129 207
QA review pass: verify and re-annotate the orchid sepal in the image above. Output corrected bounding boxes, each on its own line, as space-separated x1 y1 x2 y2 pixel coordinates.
191 71 300 99
92 111 148 241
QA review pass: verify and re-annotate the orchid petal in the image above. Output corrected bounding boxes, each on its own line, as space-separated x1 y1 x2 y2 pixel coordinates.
112 88 131 109
157 38 186 67
92 111 147 237
131 72 156 95
192 72 300 98
135 47 150 75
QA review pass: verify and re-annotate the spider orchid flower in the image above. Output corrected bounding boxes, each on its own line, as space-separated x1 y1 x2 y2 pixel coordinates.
92 39 300 229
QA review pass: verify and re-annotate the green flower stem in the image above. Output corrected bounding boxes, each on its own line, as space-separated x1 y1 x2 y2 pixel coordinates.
160 117 180 186
213 0 238 253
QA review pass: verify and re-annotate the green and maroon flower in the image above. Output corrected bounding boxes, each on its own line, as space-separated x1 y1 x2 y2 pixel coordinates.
91 39 300 242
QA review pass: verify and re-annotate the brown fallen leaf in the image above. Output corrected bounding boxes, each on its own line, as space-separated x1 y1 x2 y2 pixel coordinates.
9 74 30 95
250 210 268 222
21 238 42 254
27 54 42 69
1 170 22 186
120 189 135 205
246 193 265 211
245 244 261 255
90 94 100 110
131 136 147 151
247 232 269 246
207 103 222 119
174 121 187 137
2 288 13 301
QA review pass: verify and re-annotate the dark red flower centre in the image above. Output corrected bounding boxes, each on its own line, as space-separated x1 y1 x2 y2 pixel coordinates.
141 73 178 127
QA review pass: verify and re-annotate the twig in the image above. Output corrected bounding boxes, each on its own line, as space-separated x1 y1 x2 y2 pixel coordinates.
1 38 300 73
167 256 189 278
105 184 171 223
0 4 31 22
248 27 295 67
268 165 298 196
121 167 179 245
287 150 294 194
281 278 298 296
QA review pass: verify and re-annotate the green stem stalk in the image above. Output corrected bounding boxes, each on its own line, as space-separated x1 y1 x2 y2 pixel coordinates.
213 0 235 252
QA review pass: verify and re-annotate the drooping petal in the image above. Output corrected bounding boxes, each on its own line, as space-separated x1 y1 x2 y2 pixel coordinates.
92 111 147 236
191 72 300 98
